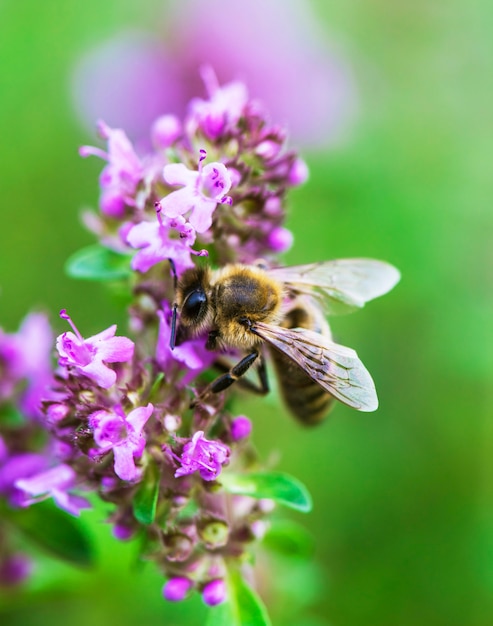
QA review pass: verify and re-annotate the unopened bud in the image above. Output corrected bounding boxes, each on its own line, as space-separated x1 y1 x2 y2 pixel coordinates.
197 518 230 548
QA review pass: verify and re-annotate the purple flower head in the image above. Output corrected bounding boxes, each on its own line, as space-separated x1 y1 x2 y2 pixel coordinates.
186 66 248 140
174 431 230 482
89 403 153 481
156 305 215 385
79 120 143 217
14 464 91 516
160 151 232 234
202 578 227 606
56 310 134 389
163 577 193 602
71 1 357 149
127 205 207 275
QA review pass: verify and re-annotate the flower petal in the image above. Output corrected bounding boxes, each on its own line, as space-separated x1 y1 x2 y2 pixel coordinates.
96 336 134 362
163 163 198 187
113 444 138 481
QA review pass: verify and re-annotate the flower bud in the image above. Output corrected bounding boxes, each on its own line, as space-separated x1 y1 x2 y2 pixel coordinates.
230 415 252 441
202 578 227 606
163 531 194 562
163 577 193 602
152 114 182 148
197 517 230 548
267 227 293 254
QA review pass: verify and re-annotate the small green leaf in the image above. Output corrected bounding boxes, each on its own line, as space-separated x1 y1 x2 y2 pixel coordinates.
205 567 272 626
132 462 160 525
221 471 312 513
65 244 132 281
3 500 94 567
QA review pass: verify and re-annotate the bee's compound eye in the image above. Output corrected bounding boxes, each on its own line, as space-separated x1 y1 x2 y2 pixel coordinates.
182 289 207 321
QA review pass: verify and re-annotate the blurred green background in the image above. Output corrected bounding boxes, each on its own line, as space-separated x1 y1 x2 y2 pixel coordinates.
0 1 492 625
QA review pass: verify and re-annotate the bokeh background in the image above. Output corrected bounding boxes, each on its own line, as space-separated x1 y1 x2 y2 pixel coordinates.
1 0 492 625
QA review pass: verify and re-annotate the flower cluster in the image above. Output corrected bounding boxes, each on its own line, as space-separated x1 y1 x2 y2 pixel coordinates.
1 71 308 603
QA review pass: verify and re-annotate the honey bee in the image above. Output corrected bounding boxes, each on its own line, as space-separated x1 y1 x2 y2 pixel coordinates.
171 259 400 424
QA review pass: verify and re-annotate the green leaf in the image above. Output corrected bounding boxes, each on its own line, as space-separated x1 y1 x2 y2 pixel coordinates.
65 244 132 281
205 567 272 626
263 519 315 558
220 471 312 513
3 500 94 567
132 462 160 525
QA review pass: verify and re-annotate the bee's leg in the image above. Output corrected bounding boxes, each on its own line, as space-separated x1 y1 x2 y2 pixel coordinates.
193 351 262 405
255 354 269 394
212 354 269 395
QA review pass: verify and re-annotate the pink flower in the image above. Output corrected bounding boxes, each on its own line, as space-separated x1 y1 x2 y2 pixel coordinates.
56 310 134 389
186 67 248 140
89 404 154 481
79 120 143 217
127 210 206 275
160 153 232 233
14 464 91 516
174 431 230 482
0 312 54 419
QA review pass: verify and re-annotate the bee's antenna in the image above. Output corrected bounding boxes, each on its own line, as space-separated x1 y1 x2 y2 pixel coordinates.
168 258 178 292
170 303 178 351
168 258 178 351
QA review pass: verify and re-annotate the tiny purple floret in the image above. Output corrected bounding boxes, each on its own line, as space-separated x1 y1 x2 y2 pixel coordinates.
174 431 230 482
89 403 153 481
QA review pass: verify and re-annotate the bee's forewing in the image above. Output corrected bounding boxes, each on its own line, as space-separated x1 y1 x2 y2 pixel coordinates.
253 322 379 412
268 258 400 314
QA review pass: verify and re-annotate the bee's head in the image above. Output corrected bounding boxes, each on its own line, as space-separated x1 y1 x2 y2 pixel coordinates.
176 267 211 331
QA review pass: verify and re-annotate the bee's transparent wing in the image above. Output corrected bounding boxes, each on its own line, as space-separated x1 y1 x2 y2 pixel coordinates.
254 322 378 412
268 258 400 315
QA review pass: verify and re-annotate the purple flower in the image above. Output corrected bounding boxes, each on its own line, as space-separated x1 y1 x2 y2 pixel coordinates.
126 208 207 275
186 66 248 140
79 120 143 217
89 403 153 481
202 578 227 606
160 152 232 233
0 313 54 418
174 431 230 482
14 464 91 516
0 452 48 506
56 310 134 389
71 1 357 149
163 577 193 602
